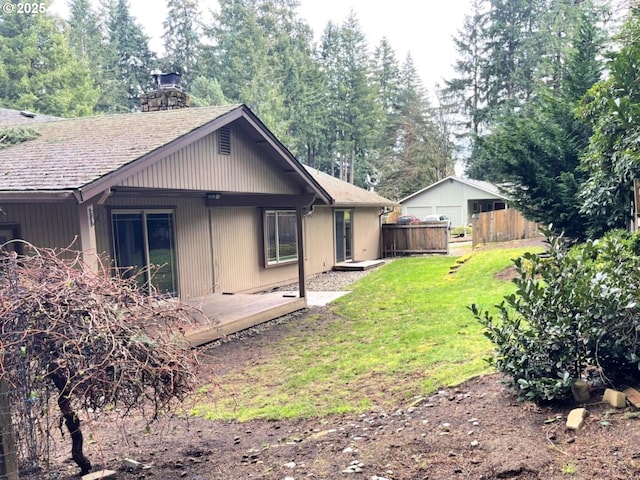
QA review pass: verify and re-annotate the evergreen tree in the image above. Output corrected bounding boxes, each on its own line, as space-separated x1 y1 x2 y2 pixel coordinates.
67 0 103 63
319 11 381 184
161 0 201 88
0 1 98 116
482 0 546 113
578 7 640 237
202 0 288 137
445 0 489 140
473 7 603 239
188 76 227 106
101 0 155 112
377 55 454 200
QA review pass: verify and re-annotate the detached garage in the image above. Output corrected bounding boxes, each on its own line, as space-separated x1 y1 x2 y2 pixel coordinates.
399 176 508 228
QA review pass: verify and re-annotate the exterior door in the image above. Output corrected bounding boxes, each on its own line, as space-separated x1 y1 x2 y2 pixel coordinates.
334 210 352 263
111 210 177 295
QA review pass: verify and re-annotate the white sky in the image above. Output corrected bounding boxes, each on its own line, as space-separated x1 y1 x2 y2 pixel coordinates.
50 0 471 95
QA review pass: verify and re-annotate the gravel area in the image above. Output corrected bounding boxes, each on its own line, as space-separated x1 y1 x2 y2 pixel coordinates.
275 260 392 292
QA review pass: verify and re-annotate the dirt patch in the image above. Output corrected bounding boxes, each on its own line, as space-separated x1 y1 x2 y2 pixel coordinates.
27 305 640 480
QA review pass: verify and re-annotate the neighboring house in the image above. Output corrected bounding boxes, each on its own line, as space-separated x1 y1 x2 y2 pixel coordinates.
399 176 508 227
0 105 395 315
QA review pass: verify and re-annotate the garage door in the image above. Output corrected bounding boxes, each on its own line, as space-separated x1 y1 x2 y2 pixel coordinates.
406 206 433 220
435 206 463 227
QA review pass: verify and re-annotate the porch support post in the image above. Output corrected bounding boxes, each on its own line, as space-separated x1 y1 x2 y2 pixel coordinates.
296 205 306 299
77 202 99 271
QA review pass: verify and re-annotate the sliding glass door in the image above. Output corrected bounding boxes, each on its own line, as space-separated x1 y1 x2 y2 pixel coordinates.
334 209 352 263
111 210 177 295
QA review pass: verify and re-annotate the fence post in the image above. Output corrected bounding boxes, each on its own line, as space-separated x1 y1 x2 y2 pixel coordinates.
0 378 18 480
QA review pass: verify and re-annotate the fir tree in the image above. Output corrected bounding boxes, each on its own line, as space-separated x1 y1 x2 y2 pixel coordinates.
161 0 201 88
0 1 98 116
101 0 155 112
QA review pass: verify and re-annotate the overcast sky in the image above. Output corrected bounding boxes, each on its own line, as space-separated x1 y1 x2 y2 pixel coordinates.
50 0 471 94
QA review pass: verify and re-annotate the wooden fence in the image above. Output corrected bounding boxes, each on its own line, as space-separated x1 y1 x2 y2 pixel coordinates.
471 209 540 248
382 222 449 256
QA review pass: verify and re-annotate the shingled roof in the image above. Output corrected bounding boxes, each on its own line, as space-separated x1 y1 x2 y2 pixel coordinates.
0 105 332 205
304 166 396 207
0 108 62 125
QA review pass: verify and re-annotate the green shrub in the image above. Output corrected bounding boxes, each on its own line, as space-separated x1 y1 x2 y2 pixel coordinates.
470 228 640 402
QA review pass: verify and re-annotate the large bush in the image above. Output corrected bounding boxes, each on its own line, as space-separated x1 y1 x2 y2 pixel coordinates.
471 229 640 402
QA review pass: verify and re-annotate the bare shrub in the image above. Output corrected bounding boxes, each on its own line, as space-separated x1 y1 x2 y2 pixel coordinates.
0 244 202 475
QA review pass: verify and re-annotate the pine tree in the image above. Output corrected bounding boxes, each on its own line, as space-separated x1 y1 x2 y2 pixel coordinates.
0 1 98 116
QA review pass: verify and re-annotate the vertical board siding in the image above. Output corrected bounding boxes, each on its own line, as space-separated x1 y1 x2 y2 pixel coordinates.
117 128 299 194
304 208 334 274
96 195 213 299
472 209 541 247
0 203 79 252
352 208 383 261
304 207 384 274
210 207 298 293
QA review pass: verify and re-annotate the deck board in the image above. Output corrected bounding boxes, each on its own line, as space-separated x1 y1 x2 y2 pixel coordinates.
185 293 306 347
332 259 385 271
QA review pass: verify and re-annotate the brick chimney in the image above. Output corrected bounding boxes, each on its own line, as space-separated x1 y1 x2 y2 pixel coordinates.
140 72 190 112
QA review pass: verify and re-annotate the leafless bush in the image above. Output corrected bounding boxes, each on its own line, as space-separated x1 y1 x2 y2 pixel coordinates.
0 244 202 475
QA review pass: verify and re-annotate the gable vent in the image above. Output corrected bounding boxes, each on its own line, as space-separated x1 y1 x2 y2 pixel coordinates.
218 126 231 155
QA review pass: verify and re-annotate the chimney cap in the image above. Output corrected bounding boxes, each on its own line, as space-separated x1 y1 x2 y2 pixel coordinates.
152 72 182 91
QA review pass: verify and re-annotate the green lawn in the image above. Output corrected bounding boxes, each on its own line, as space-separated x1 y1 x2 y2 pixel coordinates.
193 244 541 421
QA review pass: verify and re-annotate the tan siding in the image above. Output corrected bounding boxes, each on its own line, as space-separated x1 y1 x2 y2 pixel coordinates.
95 195 213 299
352 208 382 261
303 208 334 274
0 203 79 251
117 127 299 194
303 207 383 275
210 207 298 293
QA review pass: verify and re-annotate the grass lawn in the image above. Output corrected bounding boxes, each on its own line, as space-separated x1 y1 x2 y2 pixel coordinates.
194 244 542 421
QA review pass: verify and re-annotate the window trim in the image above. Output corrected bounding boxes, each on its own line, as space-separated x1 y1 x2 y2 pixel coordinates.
263 209 298 267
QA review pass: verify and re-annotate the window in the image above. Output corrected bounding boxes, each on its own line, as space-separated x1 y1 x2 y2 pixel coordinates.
111 210 177 295
264 210 297 265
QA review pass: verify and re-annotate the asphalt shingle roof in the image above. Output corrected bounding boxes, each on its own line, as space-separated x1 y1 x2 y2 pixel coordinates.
0 105 395 208
0 105 240 192
304 166 396 207
0 108 62 126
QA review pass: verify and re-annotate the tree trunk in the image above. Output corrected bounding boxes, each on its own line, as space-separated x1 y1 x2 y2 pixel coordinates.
49 365 92 475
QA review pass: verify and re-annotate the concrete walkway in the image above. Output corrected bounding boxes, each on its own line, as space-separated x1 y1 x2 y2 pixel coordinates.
280 290 351 307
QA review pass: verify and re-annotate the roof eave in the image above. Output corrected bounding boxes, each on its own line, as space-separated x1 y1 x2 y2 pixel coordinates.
0 190 77 203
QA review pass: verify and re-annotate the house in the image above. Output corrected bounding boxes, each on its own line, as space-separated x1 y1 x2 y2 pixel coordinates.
0 104 395 341
399 176 508 228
